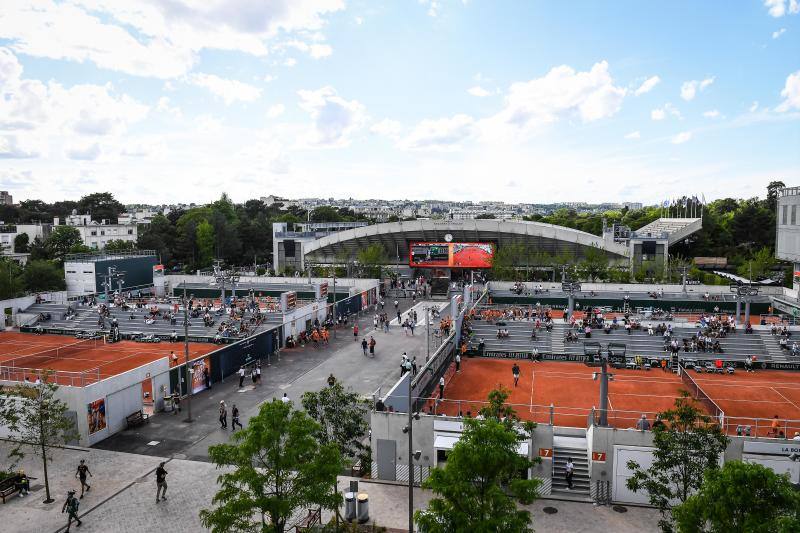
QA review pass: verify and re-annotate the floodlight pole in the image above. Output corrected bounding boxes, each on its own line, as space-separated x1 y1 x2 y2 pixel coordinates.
407 377 415 533
598 350 609 426
183 285 192 423
426 306 430 361
332 266 337 339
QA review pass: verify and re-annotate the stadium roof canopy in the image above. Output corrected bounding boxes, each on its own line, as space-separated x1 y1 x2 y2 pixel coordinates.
303 219 630 265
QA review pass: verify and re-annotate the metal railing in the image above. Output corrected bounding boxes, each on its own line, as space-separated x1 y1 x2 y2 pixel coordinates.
0 366 102 387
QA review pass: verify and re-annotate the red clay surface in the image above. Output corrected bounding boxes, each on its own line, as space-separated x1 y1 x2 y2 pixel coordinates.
0 331 217 386
426 358 800 437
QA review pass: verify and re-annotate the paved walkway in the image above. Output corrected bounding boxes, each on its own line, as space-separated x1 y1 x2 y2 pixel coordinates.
1 442 660 533
94 297 428 460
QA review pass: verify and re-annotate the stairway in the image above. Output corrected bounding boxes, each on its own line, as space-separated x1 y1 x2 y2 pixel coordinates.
758 332 790 363
551 435 590 499
550 328 565 355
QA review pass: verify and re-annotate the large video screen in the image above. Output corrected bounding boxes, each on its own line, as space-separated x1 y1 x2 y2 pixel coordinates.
410 242 494 268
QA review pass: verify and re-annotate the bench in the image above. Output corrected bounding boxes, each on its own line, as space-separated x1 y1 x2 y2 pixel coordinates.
0 475 35 503
293 507 322 532
126 410 150 429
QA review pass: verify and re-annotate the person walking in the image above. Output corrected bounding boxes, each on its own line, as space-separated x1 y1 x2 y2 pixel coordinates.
411 356 417 376
361 337 368 356
281 393 290 404
62 490 82 531
219 401 228 429
231 404 243 431
439 376 445 399
327 373 336 387
565 458 574 490
512 363 520 387
369 336 376 357
76 459 92 499
255 364 261 385
203 366 211 389
455 353 461 373
353 323 359 341
238 366 246 388
155 462 168 503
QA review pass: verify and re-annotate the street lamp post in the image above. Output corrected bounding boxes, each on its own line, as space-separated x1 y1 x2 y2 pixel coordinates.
426 306 430 361
183 285 193 423
331 266 337 339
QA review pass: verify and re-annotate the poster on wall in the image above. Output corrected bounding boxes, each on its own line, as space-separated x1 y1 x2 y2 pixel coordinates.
190 356 211 394
360 291 368 310
87 398 107 435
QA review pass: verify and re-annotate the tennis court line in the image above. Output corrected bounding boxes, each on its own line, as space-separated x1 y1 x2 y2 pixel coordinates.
772 387 800 412
529 368 535 413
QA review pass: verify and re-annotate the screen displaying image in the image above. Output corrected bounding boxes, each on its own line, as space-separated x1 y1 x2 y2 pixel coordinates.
409 242 494 268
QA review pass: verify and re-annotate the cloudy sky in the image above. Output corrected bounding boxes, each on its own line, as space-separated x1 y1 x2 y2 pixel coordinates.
0 0 799 205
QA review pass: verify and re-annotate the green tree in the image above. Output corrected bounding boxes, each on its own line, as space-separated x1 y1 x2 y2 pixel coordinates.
195 220 215 268
416 388 541 533
28 236 50 261
578 247 609 281
13 233 29 253
673 460 800 533
737 247 777 281
356 243 388 278
0 376 79 504
199 399 342 533
45 226 83 262
626 393 729 533
76 192 125 223
104 239 137 252
22 260 65 293
0 258 24 299
300 381 369 465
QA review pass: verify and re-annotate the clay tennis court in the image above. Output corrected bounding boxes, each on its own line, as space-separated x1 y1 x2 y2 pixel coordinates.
426 358 800 436
0 331 217 386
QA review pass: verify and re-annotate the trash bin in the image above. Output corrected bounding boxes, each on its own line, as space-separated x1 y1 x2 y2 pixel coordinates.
357 492 369 523
344 492 356 522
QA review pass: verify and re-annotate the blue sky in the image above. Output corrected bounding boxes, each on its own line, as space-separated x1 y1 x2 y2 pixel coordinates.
0 0 798 205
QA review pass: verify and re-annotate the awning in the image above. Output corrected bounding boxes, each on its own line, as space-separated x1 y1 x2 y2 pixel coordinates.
434 434 529 456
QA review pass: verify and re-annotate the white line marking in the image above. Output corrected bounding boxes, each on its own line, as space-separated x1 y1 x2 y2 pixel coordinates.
772 387 800 411
529 368 535 413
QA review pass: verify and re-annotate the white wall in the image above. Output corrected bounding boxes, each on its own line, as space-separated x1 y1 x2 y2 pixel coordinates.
0 291 69 325
65 261 97 295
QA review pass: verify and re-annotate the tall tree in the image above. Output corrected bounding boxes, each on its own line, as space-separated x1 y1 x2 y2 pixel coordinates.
76 192 125 223
301 382 369 464
673 460 800 533
22 260 66 293
626 393 729 533
13 233 29 253
0 376 79 503
199 399 342 533
195 220 215 268
416 388 541 533
356 243 388 278
0 258 24 299
45 226 84 262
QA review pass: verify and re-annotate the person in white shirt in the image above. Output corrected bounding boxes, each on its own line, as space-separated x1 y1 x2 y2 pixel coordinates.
238 366 246 388
281 393 290 404
792 432 800 441
439 376 445 399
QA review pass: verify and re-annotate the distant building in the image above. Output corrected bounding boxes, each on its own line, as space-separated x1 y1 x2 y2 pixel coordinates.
272 221 370 273
55 213 138 250
623 202 643 210
776 186 800 291
0 191 12 205
64 250 157 296
118 210 159 225
0 222 52 252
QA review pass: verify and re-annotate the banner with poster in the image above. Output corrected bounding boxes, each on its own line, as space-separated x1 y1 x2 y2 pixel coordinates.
87 398 107 435
190 356 211 394
361 291 368 310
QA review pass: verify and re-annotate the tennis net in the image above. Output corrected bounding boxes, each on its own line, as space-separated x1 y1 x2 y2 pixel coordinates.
6 338 101 369
679 365 725 426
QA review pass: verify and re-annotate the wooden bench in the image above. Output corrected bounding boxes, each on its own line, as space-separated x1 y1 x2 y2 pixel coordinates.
0 475 35 503
293 507 321 532
126 410 150 429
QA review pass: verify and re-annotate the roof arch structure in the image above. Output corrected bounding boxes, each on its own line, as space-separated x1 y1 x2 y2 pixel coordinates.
302 219 630 265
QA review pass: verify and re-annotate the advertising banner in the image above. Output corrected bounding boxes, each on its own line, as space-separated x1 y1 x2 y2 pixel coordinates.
87 398 107 435
190 356 211 394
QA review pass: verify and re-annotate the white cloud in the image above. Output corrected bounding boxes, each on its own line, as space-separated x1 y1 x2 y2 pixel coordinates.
297 86 366 147
634 76 661 96
624 131 640 139
267 104 286 118
773 28 787 38
65 142 102 161
189 73 262 105
420 0 442 17
651 103 681 121
370 119 403 140
0 134 40 158
487 61 627 134
399 114 475 151
777 70 800 111
0 1 345 79
355 16 364 25
278 40 333 59
764 0 799 17
680 77 715 101
156 96 181 118
671 131 692 144
467 86 491 97
703 110 721 118
749 101 760 112
284 58 298 67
